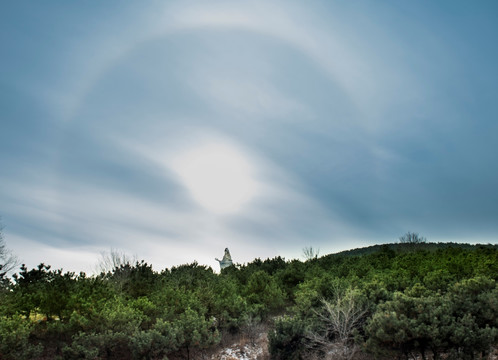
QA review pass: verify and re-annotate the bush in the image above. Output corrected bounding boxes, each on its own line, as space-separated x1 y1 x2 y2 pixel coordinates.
244 271 285 318
0 315 42 360
173 307 220 359
305 288 367 360
64 319 181 360
365 279 498 359
63 299 148 359
63 330 131 360
268 315 306 360
210 277 247 331
131 328 176 360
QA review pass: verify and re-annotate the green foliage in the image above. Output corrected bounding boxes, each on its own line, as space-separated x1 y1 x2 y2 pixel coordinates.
0 242 496 359
63 331 131 360
365 279 498 359
106 260 159 298
244 270 285 317
0 265 10 293
276 259 306 298
0 315 42 360
168 262 216 289
172 307 220 359
131 328 177 360
11 264 79 321
268 315 306 360
209 276 247 331
64 319 180 360
293 275 349 315
63 300 163 360
95 300 145 333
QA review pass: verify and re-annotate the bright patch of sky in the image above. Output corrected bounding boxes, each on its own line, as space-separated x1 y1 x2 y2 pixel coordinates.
1 1 497 272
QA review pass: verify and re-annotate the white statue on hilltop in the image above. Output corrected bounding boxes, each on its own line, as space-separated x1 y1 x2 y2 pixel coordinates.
215 248 233 270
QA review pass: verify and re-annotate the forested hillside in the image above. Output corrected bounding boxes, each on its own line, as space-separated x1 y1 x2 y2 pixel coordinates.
0 242 497 359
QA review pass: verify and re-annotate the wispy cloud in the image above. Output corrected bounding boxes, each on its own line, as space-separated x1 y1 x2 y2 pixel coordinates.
1 1 497 273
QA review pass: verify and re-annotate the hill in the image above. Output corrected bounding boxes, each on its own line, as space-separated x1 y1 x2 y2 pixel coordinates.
331 241 498 257
0 242 497 359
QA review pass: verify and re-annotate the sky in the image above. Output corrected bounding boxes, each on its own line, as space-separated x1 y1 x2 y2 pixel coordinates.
1 1 498 273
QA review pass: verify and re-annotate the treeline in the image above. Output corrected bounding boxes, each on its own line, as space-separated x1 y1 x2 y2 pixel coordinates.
0 243 497 359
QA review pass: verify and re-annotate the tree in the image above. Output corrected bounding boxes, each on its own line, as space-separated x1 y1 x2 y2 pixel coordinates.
269 315 306 360
95 248 137 274
399 232 426 244
306 288 367 360
365 279 498 359
107 260 158 298
11 264 78 321
244 270 285 317
0 221 19 275
12 263 52 318
0 315 42 360
173 307 220 360
365 288 439 359
303 246 320 261
62 299 147 360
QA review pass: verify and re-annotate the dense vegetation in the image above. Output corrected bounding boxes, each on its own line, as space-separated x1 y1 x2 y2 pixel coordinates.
0 240 497 359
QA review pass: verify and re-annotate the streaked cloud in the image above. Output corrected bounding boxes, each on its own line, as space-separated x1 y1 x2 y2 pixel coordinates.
1 1 497 272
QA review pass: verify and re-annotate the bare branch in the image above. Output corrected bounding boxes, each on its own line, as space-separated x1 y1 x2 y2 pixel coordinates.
306 288 367 360
95 248 137 274
0 222 20 275
399 232 426 244
303 246 320 261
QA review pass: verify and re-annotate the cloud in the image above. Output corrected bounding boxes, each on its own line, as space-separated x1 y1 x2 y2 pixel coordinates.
51 1 396 125
2 1 498 274
195 76 306 119
2 123 353 272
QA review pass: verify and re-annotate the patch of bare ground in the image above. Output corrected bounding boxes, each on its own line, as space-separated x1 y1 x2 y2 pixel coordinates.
208 323 270 360
166 323 270 360
167 337 497 360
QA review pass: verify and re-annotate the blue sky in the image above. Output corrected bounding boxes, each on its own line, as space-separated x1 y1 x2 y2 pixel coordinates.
1 1 497 273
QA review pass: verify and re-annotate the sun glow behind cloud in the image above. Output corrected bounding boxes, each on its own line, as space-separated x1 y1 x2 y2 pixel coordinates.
171 142 258 214
2 0 497 274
